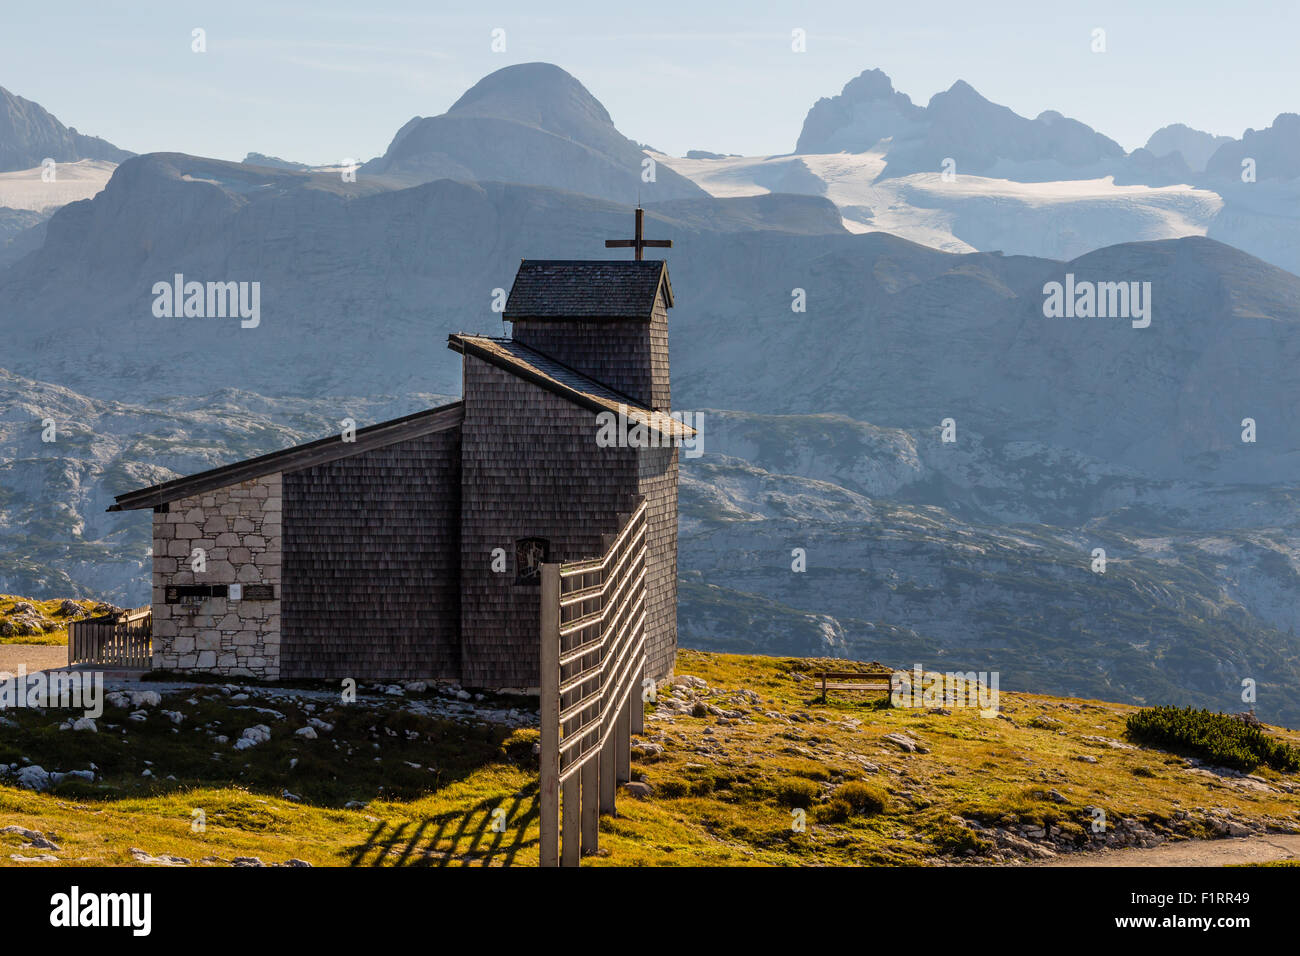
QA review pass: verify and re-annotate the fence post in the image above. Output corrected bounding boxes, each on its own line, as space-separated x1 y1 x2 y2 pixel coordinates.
561 774 580 867
631 657 645 735
616 695 631 784
581 746 600 855
539 562 561 867
600 724 617 814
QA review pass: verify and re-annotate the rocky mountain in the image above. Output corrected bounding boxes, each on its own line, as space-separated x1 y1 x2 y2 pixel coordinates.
1145 123 1234 173
362 62 704 203
795 70 1125 180
0 365 453 598
677 409 1300 722
0 85 132 172
664 69 1300 278
1205 112 1300 181
242 152 309 170
0 153 840 404
2 155 1297 486
795 68 927 155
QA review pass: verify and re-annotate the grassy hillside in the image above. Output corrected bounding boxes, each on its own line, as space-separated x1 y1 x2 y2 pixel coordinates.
0 595 114 645
0 650 1296 866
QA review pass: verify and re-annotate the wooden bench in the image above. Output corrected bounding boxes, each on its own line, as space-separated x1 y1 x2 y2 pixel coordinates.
813 670 893 702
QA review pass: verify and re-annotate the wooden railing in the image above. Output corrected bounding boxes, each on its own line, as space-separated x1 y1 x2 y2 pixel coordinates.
67 606 152 668
538 498 648 867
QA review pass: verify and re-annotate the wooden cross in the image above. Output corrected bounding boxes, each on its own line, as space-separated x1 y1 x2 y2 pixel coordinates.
605 207 671 260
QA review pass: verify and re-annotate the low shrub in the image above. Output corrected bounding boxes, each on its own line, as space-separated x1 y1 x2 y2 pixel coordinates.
834 781 888 815
1126 706 1300 773
773 778 820 807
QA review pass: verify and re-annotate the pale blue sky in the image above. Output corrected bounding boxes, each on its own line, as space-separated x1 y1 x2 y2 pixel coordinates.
2 0 1295 163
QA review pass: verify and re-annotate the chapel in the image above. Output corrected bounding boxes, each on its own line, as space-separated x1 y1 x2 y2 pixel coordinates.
109 216 687 689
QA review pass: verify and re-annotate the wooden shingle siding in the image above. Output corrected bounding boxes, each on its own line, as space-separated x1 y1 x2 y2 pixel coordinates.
280 427 462 680
638 444 678 680
460 356 640 688
511 297 671 411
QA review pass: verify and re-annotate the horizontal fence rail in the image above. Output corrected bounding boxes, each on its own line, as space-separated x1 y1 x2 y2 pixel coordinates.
67 607 152 668
539 498 648 867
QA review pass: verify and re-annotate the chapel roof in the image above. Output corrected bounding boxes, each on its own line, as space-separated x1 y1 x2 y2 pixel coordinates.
108 401 465 512
448 333 695 440
503 259 673 321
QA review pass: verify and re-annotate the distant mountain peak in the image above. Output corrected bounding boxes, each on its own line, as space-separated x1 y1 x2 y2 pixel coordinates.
0 84 132 172
1205 112 1300 180
362 62 703 203
797 68 1124 178
447 62 613 129
839 68 910 102
795 67 925 154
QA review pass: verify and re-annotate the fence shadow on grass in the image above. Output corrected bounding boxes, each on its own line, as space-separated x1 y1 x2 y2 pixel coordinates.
346 787 540 867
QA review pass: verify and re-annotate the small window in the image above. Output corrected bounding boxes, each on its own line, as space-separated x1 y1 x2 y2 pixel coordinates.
515 537 549 585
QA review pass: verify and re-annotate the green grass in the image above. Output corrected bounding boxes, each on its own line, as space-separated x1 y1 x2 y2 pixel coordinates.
0 595 107 645
1 650 1298 866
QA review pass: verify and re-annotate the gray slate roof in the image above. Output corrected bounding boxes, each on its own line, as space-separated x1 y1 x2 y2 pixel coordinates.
448 334 695 439
503 259 673 321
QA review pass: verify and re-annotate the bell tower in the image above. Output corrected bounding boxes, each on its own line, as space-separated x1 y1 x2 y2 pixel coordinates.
504 210 674 411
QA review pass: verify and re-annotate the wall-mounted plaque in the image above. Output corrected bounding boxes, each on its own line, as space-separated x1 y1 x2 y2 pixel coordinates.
242 584 275 601
165 584 229 603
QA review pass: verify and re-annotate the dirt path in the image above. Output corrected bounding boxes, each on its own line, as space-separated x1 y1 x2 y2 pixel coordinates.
1035 834 1300 867
0 644 68 674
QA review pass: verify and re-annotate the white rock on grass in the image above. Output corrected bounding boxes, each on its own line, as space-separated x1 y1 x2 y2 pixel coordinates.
882 732 928 753
16 765 50 791
72 716 97 732
130 847 189 866
0 825 59 850
234 724 271 750
294 726 317 740
109 690 160 709
307 718 333 733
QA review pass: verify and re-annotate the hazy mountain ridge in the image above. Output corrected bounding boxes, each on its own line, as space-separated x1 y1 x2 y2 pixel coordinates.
2 152 1297 488
0 85 132 172
1145 123 1235 173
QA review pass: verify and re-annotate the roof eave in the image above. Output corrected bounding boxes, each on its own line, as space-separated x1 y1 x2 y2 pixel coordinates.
448 334 693 439
108 400 465 512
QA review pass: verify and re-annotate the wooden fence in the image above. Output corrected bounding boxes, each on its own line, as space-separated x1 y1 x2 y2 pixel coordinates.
67 606 152 668
538 498 648 866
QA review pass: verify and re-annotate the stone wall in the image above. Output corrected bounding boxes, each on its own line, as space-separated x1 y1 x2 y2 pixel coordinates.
151 474 282 679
